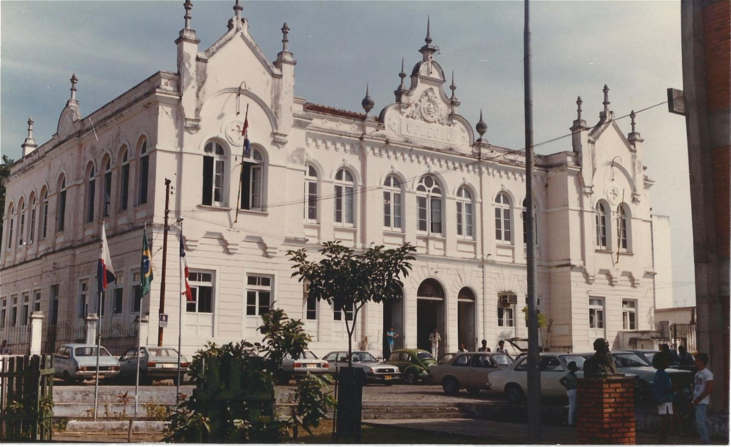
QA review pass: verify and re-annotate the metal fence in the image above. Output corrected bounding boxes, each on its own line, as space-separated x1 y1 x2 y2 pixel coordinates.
0 326 30 354
41 321 137 356
98 322 137 356
672 323 697 353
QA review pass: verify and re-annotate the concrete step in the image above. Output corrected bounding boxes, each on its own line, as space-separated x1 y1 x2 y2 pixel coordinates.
362 412 466 420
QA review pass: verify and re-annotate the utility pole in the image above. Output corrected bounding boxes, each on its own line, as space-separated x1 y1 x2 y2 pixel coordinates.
158 178 171 346
524 0 542 443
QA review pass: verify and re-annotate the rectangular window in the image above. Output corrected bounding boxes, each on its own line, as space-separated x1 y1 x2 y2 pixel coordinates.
589 297 604 329
622 299 637 330
33 290 41 312
417 196 427 231
430 198 442 233
187 271 214 313
214 159 225 204
10 296 18 327
131 272 142 313
103 171 112 217
497 306 514 327
57 189 67 233
49 285 59 325
383 191 402 230
7 217 13 249
21 293 30 325
113 287 124 315
250 165 262 209
77 281 88 319
86 178 96 223
29 206 36 245
138 155 149 205
333 301 353 321
0 298 6 328
335 185 354 224
18 212 25 246
383 191 392 227
457 202 463 236
305 181 318 221
120 164 130 211
246 275 272 316
304 281 317 320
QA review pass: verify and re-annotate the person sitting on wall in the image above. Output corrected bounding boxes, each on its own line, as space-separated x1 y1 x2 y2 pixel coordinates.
0 340 10 355
583 338 621 378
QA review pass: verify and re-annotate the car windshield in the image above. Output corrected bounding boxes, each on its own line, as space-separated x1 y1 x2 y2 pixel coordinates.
75 347 113 357
351 352 377 363
417 352 435 361
560 355 587 370
644 352 657 363
147 348 178 357
492 354 513 366
296 351 318 360
613 353 649 367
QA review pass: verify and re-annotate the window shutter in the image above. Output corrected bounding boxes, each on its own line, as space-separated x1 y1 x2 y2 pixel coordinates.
202 156 213 206
241 163 251 210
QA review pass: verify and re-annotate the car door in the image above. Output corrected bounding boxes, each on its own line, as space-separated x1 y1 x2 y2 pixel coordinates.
119 348 137 379
539 356 566 396
449 354 471 385
467 354 495 388
54 346 69 377
323 353 338 373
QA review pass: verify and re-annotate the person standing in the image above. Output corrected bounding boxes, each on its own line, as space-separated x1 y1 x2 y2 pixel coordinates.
457 343 467 353
692 353 714 444
386 326 398 357
678 345 695 366
478 339 488 352
653 354 674 443
496 340 509 354
429 328 441 358
0 340 10 355
559 361 578 426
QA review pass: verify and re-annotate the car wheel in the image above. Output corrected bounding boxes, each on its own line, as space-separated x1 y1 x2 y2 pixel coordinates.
404 370 417 385
62 371 73 383
141 376 153 386
505 384 525 403
276 370 290 385
172 376 181 386
466 387 481 396
442 377 460 395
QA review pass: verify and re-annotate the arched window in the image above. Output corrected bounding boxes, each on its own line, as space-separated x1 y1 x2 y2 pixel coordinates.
495 192 512 243
456 186 473 238
334 168 355 225
17 198 25 247
240 147 264 210
595 202 609 249
119 148 130 212
40 188 48 239
102 159 112 217
56 175 67 233
202 141 227 207
617 203 631 252
86 164 96 224
28 193 36 245
6 203 14 250
416 175 443 234
304 164 318 221
383 175 402 230
522 198 538 245
137 140 149 206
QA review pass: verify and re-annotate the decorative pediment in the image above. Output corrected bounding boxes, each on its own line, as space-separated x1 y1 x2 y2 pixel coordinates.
405 88 448 125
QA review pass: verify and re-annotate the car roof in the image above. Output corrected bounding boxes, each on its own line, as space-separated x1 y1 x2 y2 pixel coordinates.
392 348 430 354
61 343 105 348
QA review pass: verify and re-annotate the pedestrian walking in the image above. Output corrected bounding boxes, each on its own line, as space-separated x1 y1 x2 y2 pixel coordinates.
386 326 398 357
653 353 674 443
559 361 578 426
478 339 489 352
429 328 441 358
692 353 714 444
496 340 509 354
0 340 10 355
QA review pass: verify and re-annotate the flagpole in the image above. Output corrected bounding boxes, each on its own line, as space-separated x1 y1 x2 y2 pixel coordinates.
234 103 249 224
93 288 102 421
176 221 184 403
135 223 146 419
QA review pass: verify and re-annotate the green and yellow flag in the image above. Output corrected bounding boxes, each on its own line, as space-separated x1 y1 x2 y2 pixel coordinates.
140 228 153 296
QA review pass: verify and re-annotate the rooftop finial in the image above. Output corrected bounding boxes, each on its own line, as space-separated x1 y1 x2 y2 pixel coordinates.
630 110 636 133
234 0 243 19
426 16 432 45
602 84 610 115
21 117 38 155
399 58 406 84
450 71 460 108
281 22 290 52
70 74 78 101
184 0 193 29
362 83 374 115
395 59 407 103
476 109 488 141
450 71 456 96
576 96 583 121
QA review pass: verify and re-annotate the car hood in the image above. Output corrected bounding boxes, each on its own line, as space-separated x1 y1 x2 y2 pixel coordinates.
76 357 120 367
618 366 689 381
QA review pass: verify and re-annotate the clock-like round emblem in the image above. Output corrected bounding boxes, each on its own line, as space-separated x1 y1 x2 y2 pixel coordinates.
420 97 440 123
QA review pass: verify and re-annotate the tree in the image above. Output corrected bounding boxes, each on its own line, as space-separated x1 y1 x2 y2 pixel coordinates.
0 155 14 237
522 306 553 350
288 241 416 367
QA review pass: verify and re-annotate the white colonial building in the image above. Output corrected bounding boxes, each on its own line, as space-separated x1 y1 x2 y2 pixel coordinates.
0 2 671 357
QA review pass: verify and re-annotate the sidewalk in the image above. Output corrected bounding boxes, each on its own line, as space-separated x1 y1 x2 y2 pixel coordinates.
364 418 725 445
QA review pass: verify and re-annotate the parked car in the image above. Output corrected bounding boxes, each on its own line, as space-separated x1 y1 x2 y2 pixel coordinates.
118 346 189 385
53 343 120 383
276 350 329 385
487 353 588 403
429 352 514 396
385 348 436 384
322 350 398 385
628 349 697 373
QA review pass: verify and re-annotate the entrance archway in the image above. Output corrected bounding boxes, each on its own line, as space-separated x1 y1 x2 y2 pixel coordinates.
417 279 445 357
458 287 476 351
382 286 403 358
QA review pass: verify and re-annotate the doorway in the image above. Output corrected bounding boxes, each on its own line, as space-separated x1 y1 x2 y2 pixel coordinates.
382 292 403 358
458 287 476 351
416 279 445 357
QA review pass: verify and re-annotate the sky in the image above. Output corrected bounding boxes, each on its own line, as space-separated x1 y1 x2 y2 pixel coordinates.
0 1 694 305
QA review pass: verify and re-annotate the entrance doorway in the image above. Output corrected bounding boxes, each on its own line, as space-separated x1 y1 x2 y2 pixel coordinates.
382 289 403 358
416 279 445 357
458 287 476 351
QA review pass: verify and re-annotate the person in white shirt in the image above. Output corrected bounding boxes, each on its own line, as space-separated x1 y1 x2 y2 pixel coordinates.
692 353 714 444
496 340 509 354
429 328 441 358
457 343 468 353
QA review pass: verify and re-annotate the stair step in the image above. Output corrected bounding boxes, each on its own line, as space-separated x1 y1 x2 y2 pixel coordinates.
362 412 466 420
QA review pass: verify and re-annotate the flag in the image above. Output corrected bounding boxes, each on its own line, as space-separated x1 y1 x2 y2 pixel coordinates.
97 225 116 292
241 114 251 157
140 228 153 296
180 236 193 302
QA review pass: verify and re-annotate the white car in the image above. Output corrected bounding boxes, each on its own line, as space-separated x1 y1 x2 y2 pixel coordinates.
322 350 398 385
487 353 587 403
276 350 329 385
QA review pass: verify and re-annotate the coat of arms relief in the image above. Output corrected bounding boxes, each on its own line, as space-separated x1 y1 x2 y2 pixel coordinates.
406 88 448 125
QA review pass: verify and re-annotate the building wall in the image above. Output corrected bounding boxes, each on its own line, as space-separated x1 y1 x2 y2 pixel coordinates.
651 215 674 309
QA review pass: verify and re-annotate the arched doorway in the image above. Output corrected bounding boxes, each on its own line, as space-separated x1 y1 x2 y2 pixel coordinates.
458 287 476 351
382 286 403 358
417 279 445 356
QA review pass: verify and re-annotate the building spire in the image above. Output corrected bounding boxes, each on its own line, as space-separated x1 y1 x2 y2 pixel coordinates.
602 84 610 116
450 71 460 109
394 58 407 102
184 0 192 30
234 0 243 20
21 117 38 156
576 96 583 121
281 22 290 52
630 110 636 133
70 74 78 102
426 16 432 45
419 16 439 62
362 83 374 115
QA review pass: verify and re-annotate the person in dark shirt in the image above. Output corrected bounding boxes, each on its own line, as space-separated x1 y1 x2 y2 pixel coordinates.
653 353 674 443
678 345 695 366
559 361 579 426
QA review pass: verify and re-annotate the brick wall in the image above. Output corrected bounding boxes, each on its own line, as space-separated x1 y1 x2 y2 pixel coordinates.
577 377 636 444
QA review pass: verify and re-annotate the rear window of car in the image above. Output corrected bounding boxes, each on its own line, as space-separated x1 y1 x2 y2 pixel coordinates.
417 352 435 361
75 347 113 357
148 348 177 357
492 354 513 366
560 355 587 370
453 354 471 366
613 353 648 367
